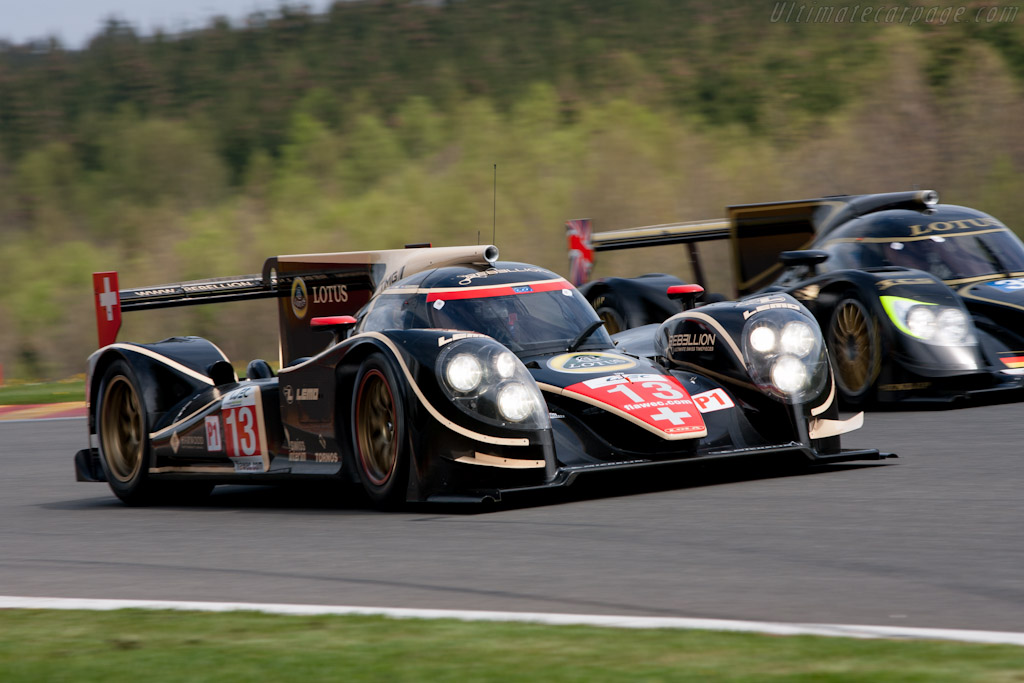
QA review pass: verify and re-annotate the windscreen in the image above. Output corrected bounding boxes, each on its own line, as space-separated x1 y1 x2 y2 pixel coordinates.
834 229 1024 280
427 283 612 354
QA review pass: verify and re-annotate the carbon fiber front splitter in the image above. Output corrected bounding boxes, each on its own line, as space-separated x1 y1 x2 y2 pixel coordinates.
425 444 894 503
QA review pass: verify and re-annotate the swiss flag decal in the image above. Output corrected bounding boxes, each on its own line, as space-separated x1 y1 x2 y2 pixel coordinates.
93 271 122 348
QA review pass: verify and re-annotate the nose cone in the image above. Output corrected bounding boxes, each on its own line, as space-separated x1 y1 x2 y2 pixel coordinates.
960 277 1024 309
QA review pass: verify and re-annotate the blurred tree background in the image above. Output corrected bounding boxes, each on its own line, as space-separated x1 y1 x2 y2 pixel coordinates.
2 0 1024 379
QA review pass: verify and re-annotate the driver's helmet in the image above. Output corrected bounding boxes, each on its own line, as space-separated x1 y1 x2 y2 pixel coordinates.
884 240 931 270
432 295 522 343
885 236 987 280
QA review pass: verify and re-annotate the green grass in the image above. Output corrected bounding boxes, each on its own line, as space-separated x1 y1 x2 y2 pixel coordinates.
0 378 85 405
0 610 1022 682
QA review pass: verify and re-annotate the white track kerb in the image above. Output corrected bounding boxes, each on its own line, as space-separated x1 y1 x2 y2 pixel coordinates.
1 596 1023 646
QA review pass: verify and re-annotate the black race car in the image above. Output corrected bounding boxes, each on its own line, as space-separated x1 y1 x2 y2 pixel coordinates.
568 190 1024 406
76 244 887 508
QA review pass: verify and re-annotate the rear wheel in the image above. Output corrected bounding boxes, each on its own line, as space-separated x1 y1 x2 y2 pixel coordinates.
351 354 409 507
96 360 162 505
827 294 881 407
96 360 212 505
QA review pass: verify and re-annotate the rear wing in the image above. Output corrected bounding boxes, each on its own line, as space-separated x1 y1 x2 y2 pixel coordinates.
565 218 731 287
567 190 938 296
92 271 275 348
93 244 499 364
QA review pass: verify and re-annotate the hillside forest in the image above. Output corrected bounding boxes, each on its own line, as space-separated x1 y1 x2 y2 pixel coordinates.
2 0 1024 379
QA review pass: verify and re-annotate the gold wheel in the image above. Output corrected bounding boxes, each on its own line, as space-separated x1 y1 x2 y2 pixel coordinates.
355 369 398 487
596 308 622 335
828 297 877 400
99 375 145 483
592 294 626 335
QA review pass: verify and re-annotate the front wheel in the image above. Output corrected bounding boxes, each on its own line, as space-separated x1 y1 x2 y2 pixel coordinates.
827 294 881 408
351 354 409 507
590 292 628 335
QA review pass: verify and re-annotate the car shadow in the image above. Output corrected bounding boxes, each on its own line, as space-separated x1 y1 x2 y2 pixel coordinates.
47 458 891 515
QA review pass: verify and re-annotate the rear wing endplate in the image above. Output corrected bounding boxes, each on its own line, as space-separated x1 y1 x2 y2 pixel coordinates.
91 270 277 348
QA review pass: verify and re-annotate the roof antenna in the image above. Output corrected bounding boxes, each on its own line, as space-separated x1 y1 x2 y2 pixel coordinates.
492 163 497 246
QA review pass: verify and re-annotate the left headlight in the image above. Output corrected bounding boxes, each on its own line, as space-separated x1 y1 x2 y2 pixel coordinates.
880 296 974 346
743 311 829 404
445 354 484 392
437 339 547 429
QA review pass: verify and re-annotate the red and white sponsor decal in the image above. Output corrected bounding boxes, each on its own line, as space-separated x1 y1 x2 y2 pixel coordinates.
204 416 223 452
221 387 266 472
563 373 706 437
691 388 735 414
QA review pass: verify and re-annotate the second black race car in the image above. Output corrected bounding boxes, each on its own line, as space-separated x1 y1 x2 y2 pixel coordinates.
76 244 886 508
568 190 1024 406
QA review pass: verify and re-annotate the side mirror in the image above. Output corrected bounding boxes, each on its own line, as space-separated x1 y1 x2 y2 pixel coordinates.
667 284 705 311
779 250 829 268
311 315 357 344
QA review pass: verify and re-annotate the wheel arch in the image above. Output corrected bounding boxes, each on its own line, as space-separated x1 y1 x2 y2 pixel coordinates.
332 337 410 485
87 338 232 435
341 338 416 505
88 349 125 435
820 282 887 406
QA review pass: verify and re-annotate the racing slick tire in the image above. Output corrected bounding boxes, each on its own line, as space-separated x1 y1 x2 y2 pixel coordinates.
351 354 409 507
96 360 165 505
827 292 882 408
589 292 628 335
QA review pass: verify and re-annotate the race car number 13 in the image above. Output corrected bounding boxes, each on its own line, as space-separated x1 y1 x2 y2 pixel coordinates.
606 381 685 402
224 406 262 457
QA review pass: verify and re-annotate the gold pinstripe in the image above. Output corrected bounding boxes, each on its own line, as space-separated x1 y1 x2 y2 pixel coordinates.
281 332 531 447
100 343 215 386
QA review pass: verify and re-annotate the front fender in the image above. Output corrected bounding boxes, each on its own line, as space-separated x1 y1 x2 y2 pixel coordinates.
366 330 552 445
800 268 987 377
654 293 835 416
344 329 556 500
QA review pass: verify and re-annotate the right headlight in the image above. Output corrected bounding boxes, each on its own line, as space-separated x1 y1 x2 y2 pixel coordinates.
437 338 548 429
743 310 830 404
880 296 974 346
496 382 536 422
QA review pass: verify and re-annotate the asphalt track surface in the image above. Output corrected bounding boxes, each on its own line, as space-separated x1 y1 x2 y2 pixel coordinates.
2 408 1022 634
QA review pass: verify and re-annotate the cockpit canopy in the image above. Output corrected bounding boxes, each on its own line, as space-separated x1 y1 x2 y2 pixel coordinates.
818 207 1024 281
357 262 613 354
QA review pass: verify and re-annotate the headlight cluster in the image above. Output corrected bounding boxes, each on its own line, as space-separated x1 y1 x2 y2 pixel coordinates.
438 339 547 428
742 312 829 404
880 296 973 346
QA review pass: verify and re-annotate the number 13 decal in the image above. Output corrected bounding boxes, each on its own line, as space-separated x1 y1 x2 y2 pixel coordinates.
607 381 686 403
224 406 261 457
